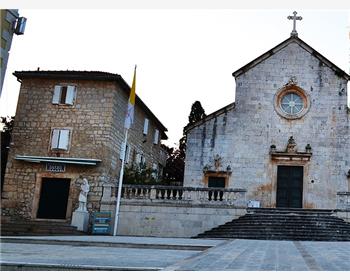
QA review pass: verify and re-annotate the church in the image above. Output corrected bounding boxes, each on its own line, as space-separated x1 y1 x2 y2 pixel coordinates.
184 13 350 218
2 12 350 238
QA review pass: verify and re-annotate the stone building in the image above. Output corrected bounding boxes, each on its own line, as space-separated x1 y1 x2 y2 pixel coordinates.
0 9 26 95
1 70 168 223
184 31 350 215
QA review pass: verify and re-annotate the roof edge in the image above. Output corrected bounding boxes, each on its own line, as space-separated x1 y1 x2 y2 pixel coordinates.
13 70 168 139
232 36 350 81
185 102 235 134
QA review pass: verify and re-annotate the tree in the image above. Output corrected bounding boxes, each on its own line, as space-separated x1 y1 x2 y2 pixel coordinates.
1 116 14 191
163 101 206 185
180 101 206 160
187 101 206 127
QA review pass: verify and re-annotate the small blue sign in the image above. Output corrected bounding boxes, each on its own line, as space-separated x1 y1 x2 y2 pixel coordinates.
92 212 111 235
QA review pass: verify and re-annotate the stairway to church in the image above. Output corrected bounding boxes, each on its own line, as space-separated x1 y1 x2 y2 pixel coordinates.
0 217 84 236
195 208 350 241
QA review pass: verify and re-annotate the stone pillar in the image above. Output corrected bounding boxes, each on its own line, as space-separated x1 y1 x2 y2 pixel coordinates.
71 210 89 232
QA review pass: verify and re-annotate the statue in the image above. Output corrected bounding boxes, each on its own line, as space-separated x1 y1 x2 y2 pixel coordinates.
78 178 90 211
286 136 297 153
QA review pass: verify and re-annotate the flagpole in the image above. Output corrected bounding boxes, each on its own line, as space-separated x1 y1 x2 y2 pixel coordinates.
113 128 129 236
113 65 136 236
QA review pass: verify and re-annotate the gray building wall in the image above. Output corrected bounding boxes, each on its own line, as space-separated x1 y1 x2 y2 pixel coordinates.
184 41 350 210
1 9 20 95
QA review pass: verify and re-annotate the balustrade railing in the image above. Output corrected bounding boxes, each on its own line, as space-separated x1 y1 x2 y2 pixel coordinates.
337 192 350 210
121 184 246 207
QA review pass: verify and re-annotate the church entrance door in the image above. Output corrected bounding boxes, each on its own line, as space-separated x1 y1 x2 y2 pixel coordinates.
276 166 303 208
37 178 71 219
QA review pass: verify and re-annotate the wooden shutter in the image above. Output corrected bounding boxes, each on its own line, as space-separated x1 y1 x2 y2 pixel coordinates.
153 129 159 144
152 163 158 179
52 86 61 104
65 86 76 105
125 145 130 163
120 142 126 160
58 129 70 150
51 129 60 149
143 118 149 135
136 153 141 164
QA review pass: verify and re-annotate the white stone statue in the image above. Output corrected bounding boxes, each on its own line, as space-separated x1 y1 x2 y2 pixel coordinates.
78 178 90 211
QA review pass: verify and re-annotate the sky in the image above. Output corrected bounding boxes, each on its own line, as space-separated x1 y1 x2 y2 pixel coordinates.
0 8 349 147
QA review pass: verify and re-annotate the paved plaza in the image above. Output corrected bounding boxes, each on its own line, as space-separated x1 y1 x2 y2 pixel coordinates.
0 236 350 271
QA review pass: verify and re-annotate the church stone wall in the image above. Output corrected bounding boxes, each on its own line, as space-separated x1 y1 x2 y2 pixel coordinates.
185 42 349 210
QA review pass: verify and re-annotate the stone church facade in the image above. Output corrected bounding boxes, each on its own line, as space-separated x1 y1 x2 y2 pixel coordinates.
1 71 168 222
184 36 350 215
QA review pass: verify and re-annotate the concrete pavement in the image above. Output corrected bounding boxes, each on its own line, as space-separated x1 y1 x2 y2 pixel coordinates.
1 236 350 271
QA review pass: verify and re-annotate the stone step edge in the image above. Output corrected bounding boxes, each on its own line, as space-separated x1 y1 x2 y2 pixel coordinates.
0 238 212 251
0 261 160 271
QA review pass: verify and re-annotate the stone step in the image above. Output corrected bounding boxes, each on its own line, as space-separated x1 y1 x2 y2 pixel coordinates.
224 220 350 227
198 231 350 237
195 234 350 241
237 215 344 220
0 218 83 236
197 229 350 237
195 208 350 241
247 207 335 214
203 229 350 236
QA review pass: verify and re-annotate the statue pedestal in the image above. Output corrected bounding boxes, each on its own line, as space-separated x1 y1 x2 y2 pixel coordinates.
71 210 89 232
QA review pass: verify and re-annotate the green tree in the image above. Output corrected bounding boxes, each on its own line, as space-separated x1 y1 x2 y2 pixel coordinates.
163 101 206 185
1 116 14 191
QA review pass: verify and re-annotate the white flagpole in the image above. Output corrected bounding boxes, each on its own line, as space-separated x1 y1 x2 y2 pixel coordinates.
113 128 129 236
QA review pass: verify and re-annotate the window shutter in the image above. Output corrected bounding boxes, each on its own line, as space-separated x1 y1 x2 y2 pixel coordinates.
65 86 76 105
136 153 141 164
52 86 61 104
151 163 158 179
143 118 149 135
51 129 60 149
153 129 159 144
120 142 126 160
125 145 130 163
58 129 70 150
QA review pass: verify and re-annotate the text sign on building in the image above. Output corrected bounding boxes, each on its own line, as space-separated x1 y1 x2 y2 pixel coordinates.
46 162 66 173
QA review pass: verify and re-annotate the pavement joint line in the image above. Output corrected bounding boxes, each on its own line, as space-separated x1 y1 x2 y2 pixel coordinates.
0 261 161 271
293 241 322 271
163 239 234 271
0 237 211 251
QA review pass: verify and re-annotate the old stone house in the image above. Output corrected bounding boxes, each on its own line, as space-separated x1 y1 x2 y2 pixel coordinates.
183 32 350 219
1 70 168 222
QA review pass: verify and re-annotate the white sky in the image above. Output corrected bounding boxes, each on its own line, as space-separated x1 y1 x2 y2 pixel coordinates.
0 8 349 147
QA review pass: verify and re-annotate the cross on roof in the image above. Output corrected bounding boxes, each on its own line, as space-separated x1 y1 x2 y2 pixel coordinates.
287 11 302 37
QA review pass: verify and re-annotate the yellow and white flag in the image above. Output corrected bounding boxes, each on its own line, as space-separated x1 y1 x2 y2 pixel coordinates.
124 66 136 129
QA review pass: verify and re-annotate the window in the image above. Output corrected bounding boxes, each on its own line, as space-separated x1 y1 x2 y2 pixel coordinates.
274 85 310 120
143 118 149 135
52 85 77 105
280 92 303 115
51 129 71 150
153 129 159 144
135 153 146 168
151 163 158 179
120 142 130 163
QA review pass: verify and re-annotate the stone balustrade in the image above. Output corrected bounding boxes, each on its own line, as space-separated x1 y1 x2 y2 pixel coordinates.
121 184 247 207
337 192 350 210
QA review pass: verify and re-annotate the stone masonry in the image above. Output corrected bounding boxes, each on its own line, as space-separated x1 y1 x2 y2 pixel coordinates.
1 71 168 221
184 36 350 211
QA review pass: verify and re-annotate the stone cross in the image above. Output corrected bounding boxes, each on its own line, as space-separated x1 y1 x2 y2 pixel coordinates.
287 11 302 37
